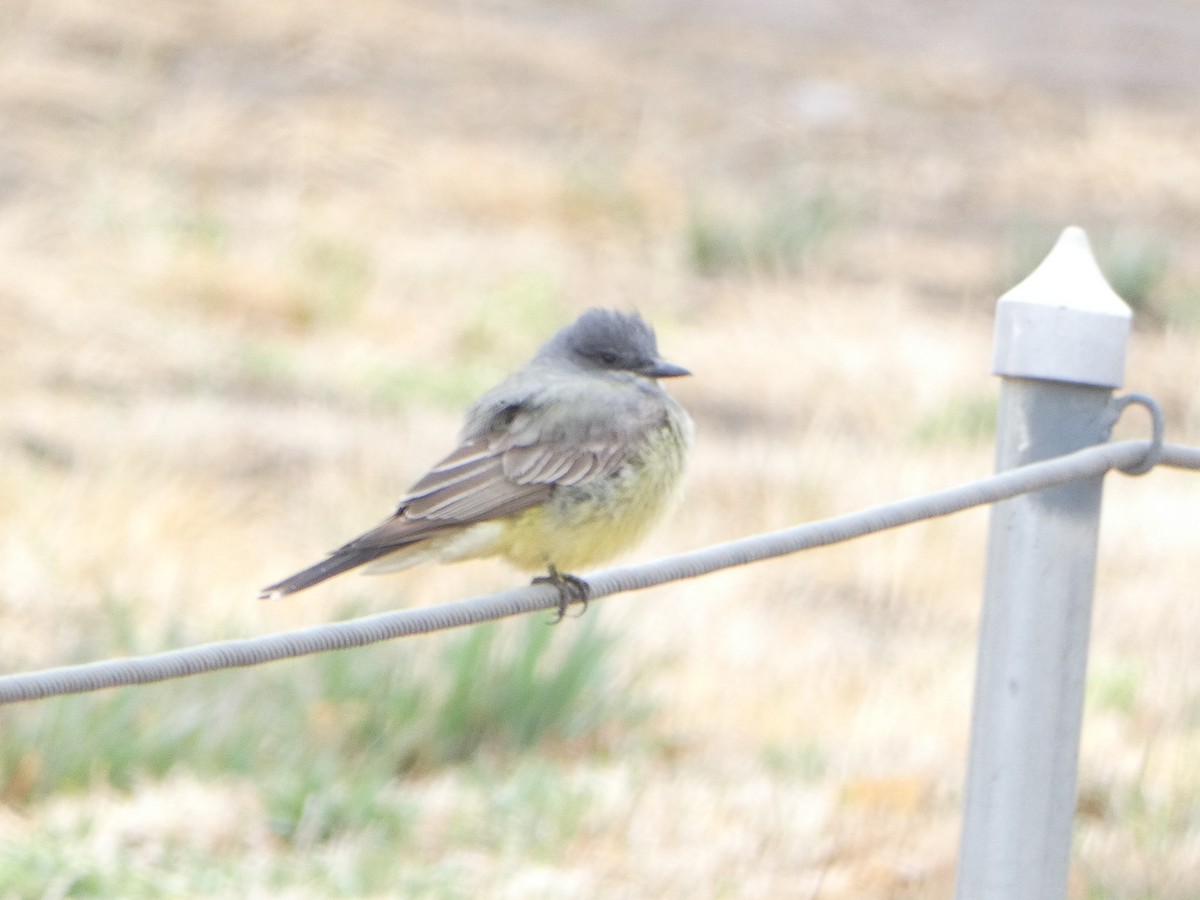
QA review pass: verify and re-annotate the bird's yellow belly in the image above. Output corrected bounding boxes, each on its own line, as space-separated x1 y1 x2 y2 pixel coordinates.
494 421 689 573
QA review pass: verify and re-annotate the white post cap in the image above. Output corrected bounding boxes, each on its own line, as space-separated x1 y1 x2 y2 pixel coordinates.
993 226 1132 388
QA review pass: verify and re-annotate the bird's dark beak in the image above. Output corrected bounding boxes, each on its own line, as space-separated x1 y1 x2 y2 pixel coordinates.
642 359 691 379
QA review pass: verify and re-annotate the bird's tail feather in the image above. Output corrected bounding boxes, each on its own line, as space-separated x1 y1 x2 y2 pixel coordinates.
258 547 396 600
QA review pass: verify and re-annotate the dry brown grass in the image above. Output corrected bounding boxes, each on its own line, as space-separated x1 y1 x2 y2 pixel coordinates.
3 1 1200 896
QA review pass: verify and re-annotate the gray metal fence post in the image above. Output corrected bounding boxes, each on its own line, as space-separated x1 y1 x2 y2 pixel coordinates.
954 227 1132 900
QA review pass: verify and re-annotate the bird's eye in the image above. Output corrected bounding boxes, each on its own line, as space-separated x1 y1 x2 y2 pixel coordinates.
596 351 619 366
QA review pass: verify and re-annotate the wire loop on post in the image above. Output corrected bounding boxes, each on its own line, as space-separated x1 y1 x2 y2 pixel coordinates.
1111 392 1165 476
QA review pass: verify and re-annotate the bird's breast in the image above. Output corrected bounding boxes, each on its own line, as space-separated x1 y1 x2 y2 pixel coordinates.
495 410 691 572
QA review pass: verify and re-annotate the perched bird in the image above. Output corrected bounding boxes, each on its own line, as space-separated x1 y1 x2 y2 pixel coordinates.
259 308 693 618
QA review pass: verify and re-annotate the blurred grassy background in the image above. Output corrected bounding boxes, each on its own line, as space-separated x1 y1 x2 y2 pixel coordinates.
2 0 1200 896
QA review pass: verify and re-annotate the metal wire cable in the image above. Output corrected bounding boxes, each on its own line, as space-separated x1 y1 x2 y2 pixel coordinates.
2 438 1199 705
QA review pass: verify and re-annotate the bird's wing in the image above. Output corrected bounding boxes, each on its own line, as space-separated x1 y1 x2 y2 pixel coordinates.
339 396 645 552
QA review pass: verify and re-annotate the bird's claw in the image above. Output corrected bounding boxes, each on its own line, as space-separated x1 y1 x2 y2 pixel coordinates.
533 566 591 623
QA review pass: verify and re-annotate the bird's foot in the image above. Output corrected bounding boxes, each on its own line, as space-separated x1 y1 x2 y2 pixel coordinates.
533 566 591 623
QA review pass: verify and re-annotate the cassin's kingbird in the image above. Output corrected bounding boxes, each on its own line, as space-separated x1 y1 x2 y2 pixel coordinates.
259 308 693 616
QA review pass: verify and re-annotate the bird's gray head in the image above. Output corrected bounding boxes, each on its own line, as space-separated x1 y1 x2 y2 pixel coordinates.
538 309 690 379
